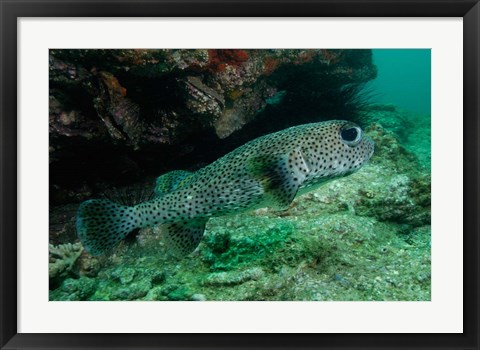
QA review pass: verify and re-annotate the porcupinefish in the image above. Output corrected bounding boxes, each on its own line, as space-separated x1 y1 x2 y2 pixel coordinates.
77 120 374 256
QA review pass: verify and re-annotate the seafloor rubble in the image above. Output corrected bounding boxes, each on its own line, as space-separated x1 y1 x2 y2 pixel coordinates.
49 105 431 301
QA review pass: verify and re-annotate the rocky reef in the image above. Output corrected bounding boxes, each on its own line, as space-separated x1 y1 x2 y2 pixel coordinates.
49 49 376 204
49 105 431 301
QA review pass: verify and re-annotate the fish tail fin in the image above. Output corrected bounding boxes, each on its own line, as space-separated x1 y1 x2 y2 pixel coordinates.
76 199 141 256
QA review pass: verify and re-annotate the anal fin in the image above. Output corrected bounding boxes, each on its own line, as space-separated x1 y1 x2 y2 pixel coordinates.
160 218 208 256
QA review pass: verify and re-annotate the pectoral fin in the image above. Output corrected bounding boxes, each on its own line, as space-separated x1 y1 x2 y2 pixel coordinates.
247 149 311 210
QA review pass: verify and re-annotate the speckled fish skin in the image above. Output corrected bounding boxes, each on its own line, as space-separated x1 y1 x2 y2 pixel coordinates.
77 120 374 256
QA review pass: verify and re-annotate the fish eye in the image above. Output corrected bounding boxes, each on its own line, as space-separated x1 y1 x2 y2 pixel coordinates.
340 124 362 146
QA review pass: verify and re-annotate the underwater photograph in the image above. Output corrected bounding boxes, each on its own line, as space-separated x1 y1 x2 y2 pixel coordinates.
49 49 431 301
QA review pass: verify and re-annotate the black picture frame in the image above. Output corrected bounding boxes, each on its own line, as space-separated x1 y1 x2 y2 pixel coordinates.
1 1 478 349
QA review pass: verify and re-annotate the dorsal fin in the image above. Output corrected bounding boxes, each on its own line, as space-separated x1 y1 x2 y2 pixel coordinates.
154 170 194 197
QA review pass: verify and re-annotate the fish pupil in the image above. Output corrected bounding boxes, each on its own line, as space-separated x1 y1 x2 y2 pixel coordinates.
341 128 358 142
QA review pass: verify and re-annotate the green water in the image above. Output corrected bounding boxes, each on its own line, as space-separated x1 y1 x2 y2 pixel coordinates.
368 49 431 115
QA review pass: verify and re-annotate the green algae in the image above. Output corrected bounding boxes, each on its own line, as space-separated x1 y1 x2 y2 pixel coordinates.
49 276 97 301
201 220 295 271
